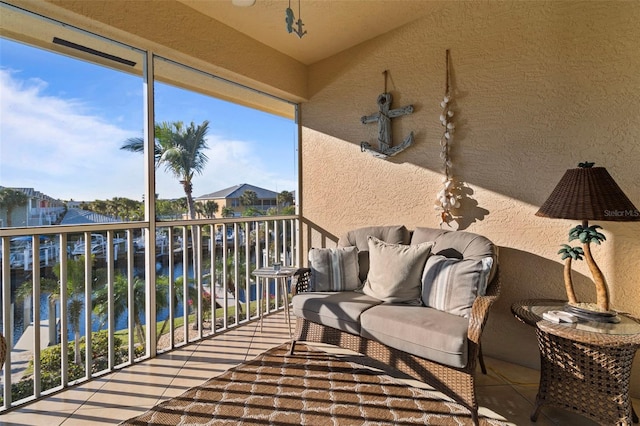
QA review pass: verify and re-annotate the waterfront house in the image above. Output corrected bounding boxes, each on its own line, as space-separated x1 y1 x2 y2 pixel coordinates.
0 187 65 228
196 183 283 217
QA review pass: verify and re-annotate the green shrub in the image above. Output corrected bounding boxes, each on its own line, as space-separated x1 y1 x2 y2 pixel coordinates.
2 330 136 405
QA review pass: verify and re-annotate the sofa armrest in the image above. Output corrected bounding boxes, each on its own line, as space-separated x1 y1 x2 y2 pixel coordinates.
292 267 311 294
467 266 501 345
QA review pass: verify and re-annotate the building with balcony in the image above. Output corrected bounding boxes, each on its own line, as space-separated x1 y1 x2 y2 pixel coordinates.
196 183 283 217
0 187 65 228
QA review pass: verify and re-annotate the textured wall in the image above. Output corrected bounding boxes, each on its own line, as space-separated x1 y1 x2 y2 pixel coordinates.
302 1 640 395
9 0 640 397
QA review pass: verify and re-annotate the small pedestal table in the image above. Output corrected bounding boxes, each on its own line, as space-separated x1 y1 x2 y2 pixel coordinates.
252 266 297 337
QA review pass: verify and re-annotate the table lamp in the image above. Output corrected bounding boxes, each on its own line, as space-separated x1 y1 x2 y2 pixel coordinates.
536 162 640 322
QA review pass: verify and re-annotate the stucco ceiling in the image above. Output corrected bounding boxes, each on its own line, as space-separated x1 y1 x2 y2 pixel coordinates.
177 0 438 65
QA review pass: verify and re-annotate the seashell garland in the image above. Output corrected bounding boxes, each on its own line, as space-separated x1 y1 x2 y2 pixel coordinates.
434 50 461 225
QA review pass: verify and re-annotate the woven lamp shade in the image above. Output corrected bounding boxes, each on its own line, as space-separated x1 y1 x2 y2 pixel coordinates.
536 166 640 222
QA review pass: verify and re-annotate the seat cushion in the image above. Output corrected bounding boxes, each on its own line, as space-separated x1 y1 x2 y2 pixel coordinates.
308 246 360 291
292 291 383 335
360 304 469 368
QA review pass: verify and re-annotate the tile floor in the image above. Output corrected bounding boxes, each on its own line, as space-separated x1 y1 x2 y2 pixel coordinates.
0 312 636 425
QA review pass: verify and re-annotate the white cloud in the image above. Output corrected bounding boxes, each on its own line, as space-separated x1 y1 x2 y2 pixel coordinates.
0 68 143 200
1 69 297 203
157 134 297 199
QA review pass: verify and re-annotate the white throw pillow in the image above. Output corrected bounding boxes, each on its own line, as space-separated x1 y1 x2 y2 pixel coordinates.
362 236 433 304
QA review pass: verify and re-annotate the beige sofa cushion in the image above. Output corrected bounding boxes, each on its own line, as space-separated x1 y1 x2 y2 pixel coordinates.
361 236 433 305
308 246 360 291
338 225 410 282
360 304 469 368
292 291 382 335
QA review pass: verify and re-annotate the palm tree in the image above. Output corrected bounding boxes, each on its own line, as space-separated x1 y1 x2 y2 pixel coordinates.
0 188 28 227
557 244 584 305
92 273 170 345
121 121 210 220
90 200 108 216
16 255 98 364
174 197 188 218
277 190 294 210
239 190 258 211
201 200 219 219
215 253 246 315
568 223 608 311
221 206 235 218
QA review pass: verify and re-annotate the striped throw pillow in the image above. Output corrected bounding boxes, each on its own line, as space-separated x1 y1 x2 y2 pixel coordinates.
309 247 360 291
421 255 493 318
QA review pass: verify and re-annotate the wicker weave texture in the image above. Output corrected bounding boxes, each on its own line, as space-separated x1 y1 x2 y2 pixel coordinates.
534 328 639 425
291 269 501 426
512 300 640 425
535 166 640 221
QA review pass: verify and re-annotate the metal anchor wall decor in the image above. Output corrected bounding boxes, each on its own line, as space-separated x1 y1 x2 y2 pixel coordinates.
360 71 414 159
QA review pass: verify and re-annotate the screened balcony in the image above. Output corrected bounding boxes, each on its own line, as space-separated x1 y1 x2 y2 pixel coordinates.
1 216 301 412
1 1 639 424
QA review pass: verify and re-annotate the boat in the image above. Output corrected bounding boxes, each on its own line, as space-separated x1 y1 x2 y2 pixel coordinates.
214 228 245 245
71 234 126 258
133 232 170 254
6 236 60 270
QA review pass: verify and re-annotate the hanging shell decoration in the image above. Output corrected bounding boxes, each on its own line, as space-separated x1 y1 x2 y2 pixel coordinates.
434 50 461 225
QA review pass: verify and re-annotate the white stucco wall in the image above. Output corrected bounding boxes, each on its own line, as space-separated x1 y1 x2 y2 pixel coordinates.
301 1 640 395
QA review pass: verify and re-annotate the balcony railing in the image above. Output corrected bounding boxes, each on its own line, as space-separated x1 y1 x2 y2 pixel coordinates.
0 215 301 411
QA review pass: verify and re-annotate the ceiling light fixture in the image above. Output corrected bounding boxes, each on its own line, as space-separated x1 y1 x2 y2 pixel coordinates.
285 0 307 38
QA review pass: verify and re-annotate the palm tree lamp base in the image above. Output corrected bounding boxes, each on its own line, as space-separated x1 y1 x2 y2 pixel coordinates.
563 303 620 323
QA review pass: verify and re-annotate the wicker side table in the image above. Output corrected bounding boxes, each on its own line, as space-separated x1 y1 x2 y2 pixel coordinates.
512 299 640 426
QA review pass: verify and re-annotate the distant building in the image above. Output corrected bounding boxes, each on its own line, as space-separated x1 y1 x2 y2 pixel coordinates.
196 183 288 217
0 186 65 227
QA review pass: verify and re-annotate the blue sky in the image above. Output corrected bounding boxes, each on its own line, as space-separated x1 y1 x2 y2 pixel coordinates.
0 37 298 202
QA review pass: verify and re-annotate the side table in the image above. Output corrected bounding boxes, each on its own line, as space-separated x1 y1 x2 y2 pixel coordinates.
511 299 640 425
252 266 297 337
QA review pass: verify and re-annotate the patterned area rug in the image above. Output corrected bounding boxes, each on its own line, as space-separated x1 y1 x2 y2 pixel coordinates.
121 344 509 425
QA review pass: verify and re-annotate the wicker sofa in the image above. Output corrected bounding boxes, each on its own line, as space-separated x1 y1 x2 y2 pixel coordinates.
290 225 500 425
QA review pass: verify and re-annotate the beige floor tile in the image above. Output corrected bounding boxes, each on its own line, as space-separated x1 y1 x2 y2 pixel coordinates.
484 356 541 386
164 375 208 392
108 366 177 386
0 408 75 425
475 364 509 387
84 380 165 409
535 406 600 426
158 382 199 399
4 394 83 415
512 383 608 425
60 406 145 425
511 384 540 407
477 384 554 426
